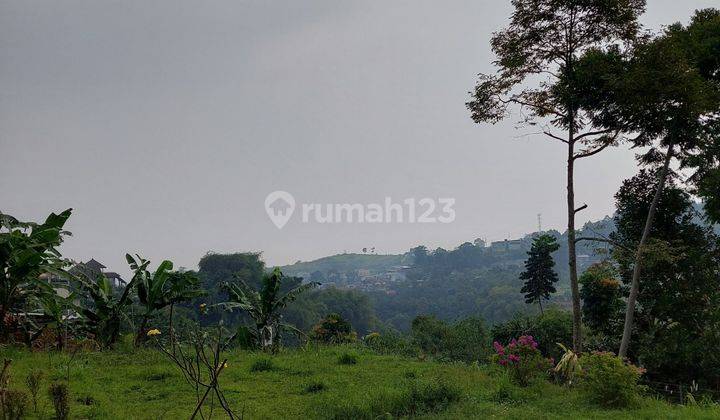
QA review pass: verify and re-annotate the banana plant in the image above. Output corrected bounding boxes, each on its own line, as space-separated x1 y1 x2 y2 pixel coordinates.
0 209 72 340
76 272 139 348
34 290 81 350
126 254 203 345
222 268 318 351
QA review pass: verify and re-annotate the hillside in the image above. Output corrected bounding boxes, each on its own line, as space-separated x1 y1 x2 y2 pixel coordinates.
4 346 718 419
282 253 408 277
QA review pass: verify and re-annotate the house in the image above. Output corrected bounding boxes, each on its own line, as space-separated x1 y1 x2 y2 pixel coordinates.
69 258 127 288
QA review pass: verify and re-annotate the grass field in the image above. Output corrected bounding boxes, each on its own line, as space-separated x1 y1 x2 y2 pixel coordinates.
2 345 719 419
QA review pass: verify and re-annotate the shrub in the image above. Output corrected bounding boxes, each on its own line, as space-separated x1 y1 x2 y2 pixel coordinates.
580 352 643 408
49 382 70 420
337 352 359 365
312 313 355 344
491 308 572 361
303 381 327 393
553 343 581 385
492 335 552 386
250 358 275 372
25 369 43 412
1 389 28 420
410 315 490 363
363 330 414 357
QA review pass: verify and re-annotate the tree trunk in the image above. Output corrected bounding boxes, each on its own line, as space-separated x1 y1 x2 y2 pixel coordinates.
567 135 582 353
618 144 675 358
538 299 544 316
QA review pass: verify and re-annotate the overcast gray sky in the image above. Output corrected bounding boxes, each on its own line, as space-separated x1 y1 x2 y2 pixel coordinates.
1 0 716 275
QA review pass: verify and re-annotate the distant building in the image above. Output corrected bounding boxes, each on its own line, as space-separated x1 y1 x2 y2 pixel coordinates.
490 239 524 252
69 258 126 288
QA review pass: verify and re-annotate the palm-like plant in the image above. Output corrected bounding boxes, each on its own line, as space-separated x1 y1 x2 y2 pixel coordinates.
223 268 318 351
77 273 138 348
34 291 81 350
126 254 203 345
0 209 72 340
554 343 581 385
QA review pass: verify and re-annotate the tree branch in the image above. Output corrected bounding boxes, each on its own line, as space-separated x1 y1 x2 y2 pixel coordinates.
574 128 614 142
575 237 632 253
574 204 588 214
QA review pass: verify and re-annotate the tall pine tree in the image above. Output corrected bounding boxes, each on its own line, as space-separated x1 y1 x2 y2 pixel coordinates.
520 234 560 315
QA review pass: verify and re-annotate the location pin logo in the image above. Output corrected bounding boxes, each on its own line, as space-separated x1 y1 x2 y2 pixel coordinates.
265 191 295 229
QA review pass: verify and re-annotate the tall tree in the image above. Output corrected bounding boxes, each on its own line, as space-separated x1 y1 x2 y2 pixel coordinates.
520 234 560 315
467 0 646 351
611 170 720 383
573 9 720 357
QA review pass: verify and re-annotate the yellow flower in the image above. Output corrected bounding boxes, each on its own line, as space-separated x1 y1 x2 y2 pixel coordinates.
220 361 228 369
199 303 207 309
147 329 161 337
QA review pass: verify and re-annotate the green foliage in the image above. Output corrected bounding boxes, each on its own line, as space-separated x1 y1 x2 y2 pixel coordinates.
491 309 572 362
25 370 43 412
282 253 405 277
199 252 265 293
553 343 581 386
249 358 275 373
312 313 354 344
488 372 523 405
519 234 560 313
362 330 414 357
302 380 327 394
76 273 137 348
612 170 720 384
223 268 318 351
580 352 643 408
49 382 70 420
2 346 720 418
324 378 461 419
410 315 490 363
1 389 28 420
492 336 551 387
337 352 359 365
579 262 624 337
125 254 204 344
0 209 72 340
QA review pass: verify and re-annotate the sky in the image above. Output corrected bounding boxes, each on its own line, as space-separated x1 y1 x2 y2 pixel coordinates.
1 0 717 276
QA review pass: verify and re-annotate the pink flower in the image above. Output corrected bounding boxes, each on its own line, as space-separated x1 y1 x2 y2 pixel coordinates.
493 341 505 355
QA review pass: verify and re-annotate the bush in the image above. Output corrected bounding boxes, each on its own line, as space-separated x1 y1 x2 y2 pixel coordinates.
491 308 572 362
250 358 275 372
580 352 643 408
363 330 414 357
49 382 70 420
1 389 28 420
410 315 490 363
337 352 359 365
492 335 552 386
312 313 355 344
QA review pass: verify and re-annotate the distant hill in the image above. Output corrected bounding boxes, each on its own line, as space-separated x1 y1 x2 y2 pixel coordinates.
281 253 408 277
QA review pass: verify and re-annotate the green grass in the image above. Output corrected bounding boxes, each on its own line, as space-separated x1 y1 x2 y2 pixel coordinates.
1 345 718 419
